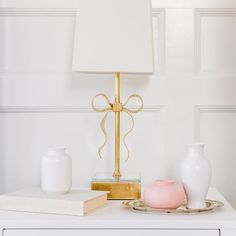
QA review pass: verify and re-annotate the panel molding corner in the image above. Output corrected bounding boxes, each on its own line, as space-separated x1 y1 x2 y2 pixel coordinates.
194 105 236 141
194 8 236 76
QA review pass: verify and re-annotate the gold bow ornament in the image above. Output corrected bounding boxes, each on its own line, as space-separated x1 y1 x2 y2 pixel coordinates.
91 93 144 161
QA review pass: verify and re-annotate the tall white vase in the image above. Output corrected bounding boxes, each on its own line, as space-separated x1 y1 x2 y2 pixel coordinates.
181 143 212 209
41 147 72 194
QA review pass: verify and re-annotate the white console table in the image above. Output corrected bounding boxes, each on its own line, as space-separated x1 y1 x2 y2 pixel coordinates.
0 188 235 236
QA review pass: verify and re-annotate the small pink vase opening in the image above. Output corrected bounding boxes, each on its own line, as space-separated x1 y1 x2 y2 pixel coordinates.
144 180 185 209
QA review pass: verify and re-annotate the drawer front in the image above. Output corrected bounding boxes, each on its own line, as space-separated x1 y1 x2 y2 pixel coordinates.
3 229 219 236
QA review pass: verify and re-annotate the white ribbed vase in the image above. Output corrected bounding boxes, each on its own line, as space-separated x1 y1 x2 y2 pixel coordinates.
181 143 212 209
41 147 72 194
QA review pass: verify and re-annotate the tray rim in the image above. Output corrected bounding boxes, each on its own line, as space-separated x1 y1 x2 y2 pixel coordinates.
122 199 224 214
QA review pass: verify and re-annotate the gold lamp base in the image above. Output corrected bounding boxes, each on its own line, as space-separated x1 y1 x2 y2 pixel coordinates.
91 173 141 200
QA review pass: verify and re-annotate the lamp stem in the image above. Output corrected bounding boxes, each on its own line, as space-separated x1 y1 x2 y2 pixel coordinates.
113 72 121 178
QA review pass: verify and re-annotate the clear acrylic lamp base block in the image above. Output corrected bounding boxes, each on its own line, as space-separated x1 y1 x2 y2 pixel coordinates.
91 173 141 200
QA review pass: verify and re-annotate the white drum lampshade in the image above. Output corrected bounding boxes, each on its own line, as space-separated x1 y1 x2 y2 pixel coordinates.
72 0 154 74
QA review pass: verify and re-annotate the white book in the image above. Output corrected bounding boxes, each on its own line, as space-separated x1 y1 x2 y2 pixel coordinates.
0 188 108 216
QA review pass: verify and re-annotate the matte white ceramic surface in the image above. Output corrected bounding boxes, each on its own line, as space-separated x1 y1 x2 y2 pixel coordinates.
41 147 72 194
181 143 212 209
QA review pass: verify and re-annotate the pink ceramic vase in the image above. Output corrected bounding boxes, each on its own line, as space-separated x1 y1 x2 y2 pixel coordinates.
144 180 185 209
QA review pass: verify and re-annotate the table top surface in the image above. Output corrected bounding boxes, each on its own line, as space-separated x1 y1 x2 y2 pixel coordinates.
0 188 235 229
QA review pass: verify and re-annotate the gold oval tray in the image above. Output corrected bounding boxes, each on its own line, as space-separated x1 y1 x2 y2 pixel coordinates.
122 199 224 214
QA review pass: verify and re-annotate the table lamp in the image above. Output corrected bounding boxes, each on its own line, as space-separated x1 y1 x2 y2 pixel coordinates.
72 0 154 199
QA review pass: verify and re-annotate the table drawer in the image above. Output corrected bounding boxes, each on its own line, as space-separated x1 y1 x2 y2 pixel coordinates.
3 229 219 236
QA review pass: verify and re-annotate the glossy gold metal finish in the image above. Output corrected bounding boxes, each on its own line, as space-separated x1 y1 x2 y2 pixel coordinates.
91 92 144 161
112 102 123 112
91 181 141 200
113 72 121 178
91 72 144 199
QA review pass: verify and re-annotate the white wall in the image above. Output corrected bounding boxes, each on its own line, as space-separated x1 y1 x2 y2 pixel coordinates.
0 0 235 207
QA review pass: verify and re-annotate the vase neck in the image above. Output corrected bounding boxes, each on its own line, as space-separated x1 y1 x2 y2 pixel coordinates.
48 147 66 156
188 143 205 157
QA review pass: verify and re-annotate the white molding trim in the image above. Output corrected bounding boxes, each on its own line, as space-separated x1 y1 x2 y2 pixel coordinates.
0 8 77 16
152 8 166 75
0 105 162 113
194 105 236 141
0 8 163 17
195 8 236 17
194 8 236 75
152 8 165 16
